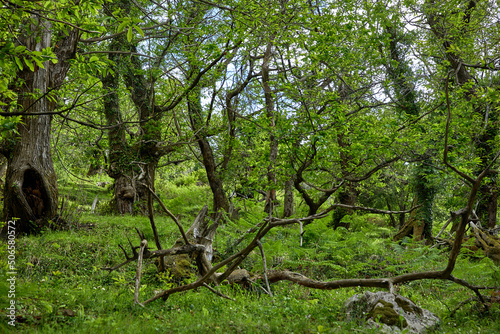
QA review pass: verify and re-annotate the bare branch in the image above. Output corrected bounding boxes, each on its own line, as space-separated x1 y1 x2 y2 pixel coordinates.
141 183 190 245
202 283 235 301
134 239 147 307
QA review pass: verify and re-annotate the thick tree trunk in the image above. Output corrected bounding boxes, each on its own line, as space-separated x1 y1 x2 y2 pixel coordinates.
1 20 77 234
3 116 59 233
330 184 358 230
102 41 135 214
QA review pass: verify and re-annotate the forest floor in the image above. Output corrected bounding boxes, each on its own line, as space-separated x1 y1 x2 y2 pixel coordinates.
1 178 500 333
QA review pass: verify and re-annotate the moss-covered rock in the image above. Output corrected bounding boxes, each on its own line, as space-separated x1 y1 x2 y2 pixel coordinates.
345 291 440 333
368 300 408 329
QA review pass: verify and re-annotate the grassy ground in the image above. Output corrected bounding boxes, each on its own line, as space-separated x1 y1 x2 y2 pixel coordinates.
1 179 500 333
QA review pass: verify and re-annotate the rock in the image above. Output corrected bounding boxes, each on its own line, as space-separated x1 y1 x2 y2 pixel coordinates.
226 269 250 284
344 291 440 333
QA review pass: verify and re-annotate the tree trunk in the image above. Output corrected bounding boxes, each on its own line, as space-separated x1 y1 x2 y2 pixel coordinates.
384 25 436 240
1 19 77 234
283 178 294 218
426 2 498 228
187 74 229 214
330 183 358 229
262 41 278 214
102 39 135 214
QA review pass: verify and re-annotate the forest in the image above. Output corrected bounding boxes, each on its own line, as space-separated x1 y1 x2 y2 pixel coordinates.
1 0 500 332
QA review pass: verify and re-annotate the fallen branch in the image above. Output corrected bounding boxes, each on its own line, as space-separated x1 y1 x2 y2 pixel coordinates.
202 283 235 301
142 183 190 245
134 239 147 307
102 242 206 272
257 240 272 297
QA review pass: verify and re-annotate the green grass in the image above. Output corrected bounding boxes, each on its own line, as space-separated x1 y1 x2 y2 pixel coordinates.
1 181 500 333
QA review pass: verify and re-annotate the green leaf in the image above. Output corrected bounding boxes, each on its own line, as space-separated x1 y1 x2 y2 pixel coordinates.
24 58 34 71
14 45 26 53
117 21 127 33
127 27 133 42
89 56 99 62
134 25 144 37
15 57 23 70
34 58 45 69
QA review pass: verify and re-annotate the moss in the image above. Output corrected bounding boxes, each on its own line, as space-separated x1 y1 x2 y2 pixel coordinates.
367 300 408 329
395 296 423 316
164 254 193 279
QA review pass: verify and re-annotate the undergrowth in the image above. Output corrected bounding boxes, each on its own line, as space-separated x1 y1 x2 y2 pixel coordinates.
1 179 500 333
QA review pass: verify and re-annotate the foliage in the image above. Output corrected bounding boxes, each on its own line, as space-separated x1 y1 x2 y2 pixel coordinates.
2 0 500 332
2 178 500 332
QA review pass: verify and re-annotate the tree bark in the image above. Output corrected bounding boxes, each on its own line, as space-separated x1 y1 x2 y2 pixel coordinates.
102 37 136 214
1 19 78 234
262 41 278 214
384 25 437 240
282 178 294 218
187 82 229 214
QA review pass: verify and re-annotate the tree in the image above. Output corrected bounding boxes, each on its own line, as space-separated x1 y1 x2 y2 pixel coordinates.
382 17 438 241
425 0 499 228
0 1 99 233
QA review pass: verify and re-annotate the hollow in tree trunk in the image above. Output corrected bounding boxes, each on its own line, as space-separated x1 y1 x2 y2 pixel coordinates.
1 20 77 234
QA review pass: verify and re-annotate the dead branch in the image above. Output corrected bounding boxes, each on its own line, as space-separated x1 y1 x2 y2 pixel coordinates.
142 183 190 245
257 240 272 297
146 181 165 272
202 283 235 301
134 239 147 307
435 209 467 239
102 243 206 272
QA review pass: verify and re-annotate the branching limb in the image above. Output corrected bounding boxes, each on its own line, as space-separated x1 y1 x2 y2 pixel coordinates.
448 275 487 310
435 209 467 238
102 243 206 272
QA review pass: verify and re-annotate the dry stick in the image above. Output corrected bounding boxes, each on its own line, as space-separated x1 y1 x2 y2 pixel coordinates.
146 181 165 271
435 208 467 239
226 222 262 252
142 183 190 245
257 240 272 297
143 223 273 305
140 207 500 305
216 222 271 284
134 239 148 307
102 243 206 272
202 283 235 301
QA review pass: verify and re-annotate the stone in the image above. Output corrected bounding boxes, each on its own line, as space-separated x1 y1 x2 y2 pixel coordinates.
226 269 250 284
344 291 440 333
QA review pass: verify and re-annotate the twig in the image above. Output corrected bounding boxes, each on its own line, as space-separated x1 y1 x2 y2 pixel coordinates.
202 283 235 301
134 239 147 307
257 240 272 297
141 183 190 245
435 209 467 239
102 243 205 272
